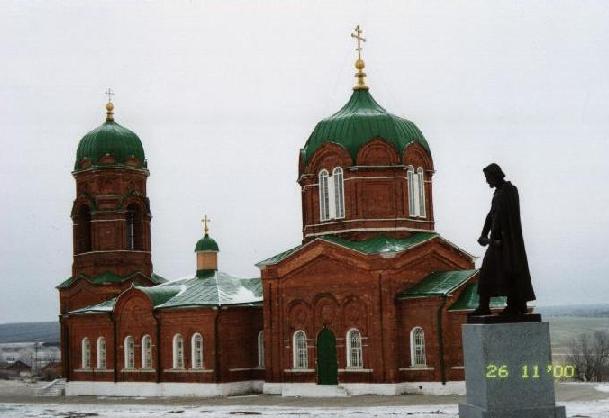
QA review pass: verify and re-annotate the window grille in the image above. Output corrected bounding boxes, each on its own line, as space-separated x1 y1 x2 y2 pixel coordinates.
346 329 363 368
319 170 330 221
411 327 426 367
142 335 152 369
81 338 90 369
97 337 106 369
173 334 184 369
293 331 308 369
333 167 345 219
192 333 203 369
124 336 135 369
417 167 426 217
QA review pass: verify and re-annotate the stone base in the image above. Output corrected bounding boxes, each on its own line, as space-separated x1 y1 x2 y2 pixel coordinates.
459 402 566 418
263 381 465 396
459 322 565 417
467 313 542 324
66 380 263 397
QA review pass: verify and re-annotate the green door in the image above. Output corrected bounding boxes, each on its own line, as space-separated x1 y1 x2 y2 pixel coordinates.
316 328 338 385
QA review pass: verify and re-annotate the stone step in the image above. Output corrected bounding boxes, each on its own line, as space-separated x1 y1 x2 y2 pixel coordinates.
281 383 349 397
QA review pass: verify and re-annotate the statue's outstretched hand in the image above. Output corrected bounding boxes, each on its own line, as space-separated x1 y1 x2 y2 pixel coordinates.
478 236 490 246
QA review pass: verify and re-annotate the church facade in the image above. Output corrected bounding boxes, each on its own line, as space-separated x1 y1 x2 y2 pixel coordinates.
58 43 503 397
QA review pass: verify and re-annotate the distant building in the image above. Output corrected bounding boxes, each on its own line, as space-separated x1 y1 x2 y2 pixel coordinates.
58 35 502 396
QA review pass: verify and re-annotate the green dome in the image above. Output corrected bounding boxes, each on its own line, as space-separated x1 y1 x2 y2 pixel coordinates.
301 89 430 164
195 234 219 252
75 120 146 170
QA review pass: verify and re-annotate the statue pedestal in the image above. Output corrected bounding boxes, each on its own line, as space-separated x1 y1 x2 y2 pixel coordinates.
458 322 566 418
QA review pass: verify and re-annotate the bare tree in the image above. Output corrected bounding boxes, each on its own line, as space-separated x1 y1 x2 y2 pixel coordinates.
567 330 609 382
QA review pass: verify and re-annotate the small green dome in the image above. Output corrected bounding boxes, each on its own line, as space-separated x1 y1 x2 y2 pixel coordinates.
195 233 219 252
75 120 146 170
301 89 430 164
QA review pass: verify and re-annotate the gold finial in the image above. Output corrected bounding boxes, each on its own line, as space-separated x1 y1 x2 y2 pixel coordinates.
201 215 211 236
350 25 368 91
105 88 115 121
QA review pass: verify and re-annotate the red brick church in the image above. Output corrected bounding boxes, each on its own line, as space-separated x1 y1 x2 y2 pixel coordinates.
58 34 503 397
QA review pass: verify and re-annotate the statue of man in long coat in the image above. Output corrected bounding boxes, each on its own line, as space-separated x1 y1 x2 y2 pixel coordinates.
472 163 536 316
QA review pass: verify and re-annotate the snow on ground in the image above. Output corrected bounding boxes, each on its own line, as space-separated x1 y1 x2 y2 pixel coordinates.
0 401 608 418
596 384 609 393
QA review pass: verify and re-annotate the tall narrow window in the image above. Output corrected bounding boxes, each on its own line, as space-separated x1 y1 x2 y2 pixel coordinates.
417 167 426 217
124 336 135 369
126 208 135 250
346 329 363 368
410 327 426 367
258 331 264 368
142 335 152 369
96 337 106 369
81 338 90 369
173 334 184 369
319 170 330 221
332 167 345 219
76 205 91 253
408 167 423 217
191 333 203 369
293 330 308 369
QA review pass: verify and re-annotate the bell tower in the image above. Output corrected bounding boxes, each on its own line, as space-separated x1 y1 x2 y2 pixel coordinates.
59 93 155 315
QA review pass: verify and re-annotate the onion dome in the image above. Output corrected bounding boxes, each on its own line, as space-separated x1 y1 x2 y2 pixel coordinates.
74 102 146 171
195 233 219 252
301 25 430 165
301 89 430 165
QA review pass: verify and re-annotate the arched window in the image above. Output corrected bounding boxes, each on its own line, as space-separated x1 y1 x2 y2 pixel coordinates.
410 327 426 367
293 330 308 369
126 204 142 250
76 205 91 253
142 335 152 369
81 338 90 369
332 167 345 219
96 337 106 369
191 333 203 369
124 336 135 369
408 166 425 217
258 331 264 368
346 328 363 368
417 167 426 217
173 334 184 369
319 170 330 221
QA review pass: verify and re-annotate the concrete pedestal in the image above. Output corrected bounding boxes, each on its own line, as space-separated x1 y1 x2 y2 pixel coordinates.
459 322 566 418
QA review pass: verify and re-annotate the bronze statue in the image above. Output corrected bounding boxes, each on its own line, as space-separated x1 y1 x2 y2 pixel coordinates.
472 163 536 317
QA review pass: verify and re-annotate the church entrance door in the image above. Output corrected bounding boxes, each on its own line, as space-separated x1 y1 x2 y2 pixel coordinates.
316 327 338 385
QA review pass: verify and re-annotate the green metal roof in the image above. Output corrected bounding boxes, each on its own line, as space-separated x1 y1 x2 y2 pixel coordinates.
301 89 430 165
397 269 478 299
75 120 146 171
195 234 219 252
135 285 184 306
257 232 439 267
57 271 167 289
448 283 507 311
155 271 262 308
69 298 117 314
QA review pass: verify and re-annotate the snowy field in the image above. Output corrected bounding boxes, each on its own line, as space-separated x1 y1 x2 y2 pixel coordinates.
1 400 609 418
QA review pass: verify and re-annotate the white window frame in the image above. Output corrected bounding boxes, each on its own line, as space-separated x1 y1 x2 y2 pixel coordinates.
319 169 330 221
332 167 345 219
293 330 308 369
96 337 106 369
258 330 265 368
173 334 185 369
142 335 152 369
124 336 135 369
191 333 203 369
81 337 90 369
417 167 426 217
346 328 363 368
410 327 426 367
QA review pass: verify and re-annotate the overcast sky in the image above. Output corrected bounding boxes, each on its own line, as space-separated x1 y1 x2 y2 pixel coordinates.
1 1 609 323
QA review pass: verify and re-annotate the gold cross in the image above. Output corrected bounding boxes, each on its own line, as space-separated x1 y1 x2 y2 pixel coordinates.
201 215 211 235
350 25 366 60
105 88 115 103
